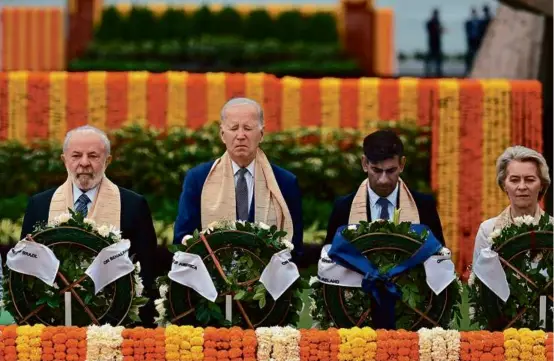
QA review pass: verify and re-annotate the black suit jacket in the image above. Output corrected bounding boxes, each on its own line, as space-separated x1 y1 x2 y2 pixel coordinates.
325 187 446 245
20 186 158 327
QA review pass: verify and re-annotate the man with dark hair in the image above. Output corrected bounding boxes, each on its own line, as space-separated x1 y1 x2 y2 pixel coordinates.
325 129 445 244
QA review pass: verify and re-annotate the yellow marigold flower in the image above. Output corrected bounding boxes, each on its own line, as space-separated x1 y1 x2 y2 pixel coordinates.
17 326 31 335
190 352 203 361
181 355 193 361
190 345 203 354
532 330 546 340
505 349 520 358
351 338 365 348
16 344 31 352
521 336 534 346
29 355 41 361
520 344 532 352
351 348 365 357
180 340 191 350
504 328 519 340
366 342 377 351
505 340 520 349
520 351 533 360
339 344 351 353
17 335 31 343
166 335 179 343
190 337 203 346
338 354 352 361
533 345 546 354
169 352 182 361
166 344 179 352
361 327 376 340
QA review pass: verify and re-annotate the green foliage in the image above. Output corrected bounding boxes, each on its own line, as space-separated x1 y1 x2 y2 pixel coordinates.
310 221 461 329
127 7 159 42
158 8 190 41
213 7 243 36
304 12 339 43
95 6 127 41
2 211 145 326
189 6 214 37
93 6 338 44
274 10 305 43
0 124 430 245
157 221 307 327
468 215 553 330
243 9 274 40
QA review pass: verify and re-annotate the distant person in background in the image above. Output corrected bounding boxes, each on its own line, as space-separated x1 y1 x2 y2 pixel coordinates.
478 5 493 48
425 8 444 77
465 8 481 75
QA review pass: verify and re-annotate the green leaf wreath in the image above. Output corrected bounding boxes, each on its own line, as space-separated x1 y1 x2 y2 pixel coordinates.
155 220 307 327
468 213 553 330
310 219 461 330
2 209 148 326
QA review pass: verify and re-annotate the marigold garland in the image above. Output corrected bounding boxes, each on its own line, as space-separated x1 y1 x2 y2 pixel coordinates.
300 329 335 361
3 325 17 361
328 328 340 361
375 329 418 361
87 324 124 361
122 327 165 361
0 324 553 361
544 332 554 361
338 326 377 361
242 328 258 361
165 325 204 361
43 326 87 361
460 331 505 361
0 326 5 361
16 324 45 361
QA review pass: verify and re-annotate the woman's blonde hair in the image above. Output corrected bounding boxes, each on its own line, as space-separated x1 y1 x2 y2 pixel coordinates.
496 146 551 199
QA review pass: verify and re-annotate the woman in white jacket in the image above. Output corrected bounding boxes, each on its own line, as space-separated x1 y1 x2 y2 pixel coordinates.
473 145 552 265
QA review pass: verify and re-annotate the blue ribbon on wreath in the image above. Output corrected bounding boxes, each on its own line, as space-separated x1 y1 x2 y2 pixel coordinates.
327 224 442 329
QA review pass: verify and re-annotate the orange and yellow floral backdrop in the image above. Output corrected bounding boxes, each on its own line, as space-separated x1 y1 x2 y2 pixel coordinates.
0 71 543 272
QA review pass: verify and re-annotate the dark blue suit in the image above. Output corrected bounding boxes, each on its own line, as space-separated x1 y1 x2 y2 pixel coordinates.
173 160 304 257
325 187 445 245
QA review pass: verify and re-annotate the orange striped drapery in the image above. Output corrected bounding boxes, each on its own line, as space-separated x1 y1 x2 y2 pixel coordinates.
0 72 543 273
0 8 65 71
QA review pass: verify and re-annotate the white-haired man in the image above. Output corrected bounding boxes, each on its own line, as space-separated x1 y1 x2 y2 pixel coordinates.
173 97 304 258
20 125 157 326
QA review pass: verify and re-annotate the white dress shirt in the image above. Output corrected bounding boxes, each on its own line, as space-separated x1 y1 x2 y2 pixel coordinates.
367 182 399 221
72 183 99 214
231 160 255 214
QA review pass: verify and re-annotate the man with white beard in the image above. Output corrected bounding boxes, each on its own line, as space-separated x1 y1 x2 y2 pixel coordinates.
20 125 157 326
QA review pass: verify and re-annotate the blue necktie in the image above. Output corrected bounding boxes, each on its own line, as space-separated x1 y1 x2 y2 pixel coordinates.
75 193 91 217
236 168 249 221
377 197 390 220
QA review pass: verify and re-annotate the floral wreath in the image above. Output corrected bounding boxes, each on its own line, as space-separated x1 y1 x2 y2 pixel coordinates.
155 220 307 328
2 209 148 326
468 213 553 330
310 217 461 330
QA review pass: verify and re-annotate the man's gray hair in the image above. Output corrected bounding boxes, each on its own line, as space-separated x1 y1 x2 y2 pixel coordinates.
63 125 111 155
220 97 264 128
496 145 550 199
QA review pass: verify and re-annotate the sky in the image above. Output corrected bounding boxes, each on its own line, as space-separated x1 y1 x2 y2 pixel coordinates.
0 0 497 53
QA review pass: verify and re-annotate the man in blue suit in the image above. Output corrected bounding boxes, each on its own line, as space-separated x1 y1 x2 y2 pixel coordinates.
325 129 445 245
173 98 304 258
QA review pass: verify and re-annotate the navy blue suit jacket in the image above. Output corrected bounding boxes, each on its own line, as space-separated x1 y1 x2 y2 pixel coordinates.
173 160 304 257
325 187 445 245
